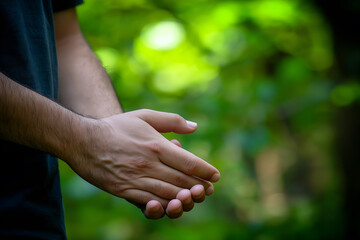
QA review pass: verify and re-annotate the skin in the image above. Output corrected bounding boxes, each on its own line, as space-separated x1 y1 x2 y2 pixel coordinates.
0 8 220 220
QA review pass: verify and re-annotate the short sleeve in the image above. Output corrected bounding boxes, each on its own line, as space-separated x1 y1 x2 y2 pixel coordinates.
52 0 84 12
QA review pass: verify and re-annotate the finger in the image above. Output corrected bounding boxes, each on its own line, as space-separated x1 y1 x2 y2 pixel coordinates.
122 189 169 209
144 200 165 219
205 183 214 196
191 185 206 203
135 177 183 200
159 141 221 182
134 109 197 134
153 163 214 195
166 199 183 219
176 189 194 212
170 139 182 148
128 199 165 219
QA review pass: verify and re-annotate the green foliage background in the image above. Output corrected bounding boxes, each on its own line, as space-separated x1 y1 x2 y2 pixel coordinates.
59 0 355 239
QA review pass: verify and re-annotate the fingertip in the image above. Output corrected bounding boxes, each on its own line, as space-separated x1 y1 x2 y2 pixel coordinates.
206 185 214 196
191 185 206 203
166 199 183 219
167 199 182 209
145 200 165 219
176 189 191 203
177 189 194 212
186 120 197 130
210 173 221 182
147 200 161 209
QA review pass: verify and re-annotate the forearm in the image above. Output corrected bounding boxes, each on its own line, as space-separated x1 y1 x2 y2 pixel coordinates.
0 72 90 161
55 10 122 118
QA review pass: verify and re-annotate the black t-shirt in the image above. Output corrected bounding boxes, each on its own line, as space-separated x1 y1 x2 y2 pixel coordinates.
0 0 83 239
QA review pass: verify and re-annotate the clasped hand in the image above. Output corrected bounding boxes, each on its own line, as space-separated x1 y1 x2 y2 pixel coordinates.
66 109 220 219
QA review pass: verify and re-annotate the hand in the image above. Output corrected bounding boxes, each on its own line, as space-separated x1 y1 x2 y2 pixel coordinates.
133 139 209 219
65 109 220 219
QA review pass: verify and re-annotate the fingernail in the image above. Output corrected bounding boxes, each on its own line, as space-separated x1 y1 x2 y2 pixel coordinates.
186 120 197 129
210 173 220 182
206 186 214 196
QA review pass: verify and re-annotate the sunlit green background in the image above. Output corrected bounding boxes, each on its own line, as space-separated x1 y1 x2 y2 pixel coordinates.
58 0 359 239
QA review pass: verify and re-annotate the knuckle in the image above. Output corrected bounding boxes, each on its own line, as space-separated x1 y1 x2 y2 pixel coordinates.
152 181 163 193
122 168 137 179
139 108 153 116
141 108 151 114
172 113 184 124
111 183 128 195
145 141 161 155
132 157 152 169
133 109 151 118
184 157 198 175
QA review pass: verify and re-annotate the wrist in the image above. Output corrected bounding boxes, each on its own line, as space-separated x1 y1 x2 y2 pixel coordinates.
54 113 95 164
58 115 110 173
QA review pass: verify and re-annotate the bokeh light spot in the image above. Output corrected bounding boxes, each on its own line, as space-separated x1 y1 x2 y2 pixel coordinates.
140 21 185 50
95 47 120 73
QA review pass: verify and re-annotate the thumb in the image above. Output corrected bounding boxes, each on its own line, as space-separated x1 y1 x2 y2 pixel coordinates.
134 109 197 134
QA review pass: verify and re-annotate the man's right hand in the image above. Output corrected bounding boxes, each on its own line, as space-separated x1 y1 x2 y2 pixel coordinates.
64 109 220 219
